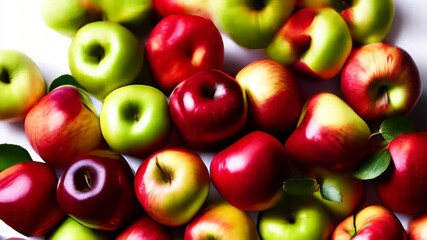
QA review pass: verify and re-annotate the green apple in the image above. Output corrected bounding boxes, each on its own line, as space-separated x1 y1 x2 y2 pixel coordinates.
48 217 111 240
97 0 153 28
0 49 46 121
100 84 171 158
258 194 332 240
211 0 296 49
40 0 101 36
68 21 144 100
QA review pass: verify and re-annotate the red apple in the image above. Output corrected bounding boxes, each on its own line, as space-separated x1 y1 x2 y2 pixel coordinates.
408 214 427 240
331 205 407 240
56 149 140 230
375 132 427 215
341 42 421 122
134 148 210 226
153 0 211 18
210 130 289 211
235 58 303 137
0 161 64 237
116 215 173 240
24 85 104 169
145 14 224 94
169 69 247 149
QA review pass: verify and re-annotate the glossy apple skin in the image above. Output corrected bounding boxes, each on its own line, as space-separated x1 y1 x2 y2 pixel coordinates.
0 161 64 237
331 205 407 240
169 69 247 149
68 21 144 100
56 150 140 230
408 214 427 240
284 92 371 171
235 59 303 137
48 217 112 240
0 50 46 121
210 131 289 211
25 86 103 169
341 42 421 122
145 14 224 94
116 215 173 240
100 84 171 158
153 0 211 18
98 0 152 27
375 132 427 215
258 195 332 240
134 148 210 226
184 201 260 240
266 7 352 80
211 0 296 49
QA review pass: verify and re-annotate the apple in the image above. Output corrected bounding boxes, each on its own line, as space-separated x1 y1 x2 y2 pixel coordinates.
184 201 259 240
258 194 332 240
134 148 210 226
40 0 101 36
266 7 352 80
235 58 303 137
211 0 296 49
408 214 427 240
0 161 64 237
116 215 173 240
100 84 171 158
47 217 112 240
284 92 371 171
68 21 144 100
210 131 289 211
169 69 247 149
97 0 153 28
331 205 407 240
341 42 421 122
145 14 224 94
24 85 103 169
0 49 46 121
375 132 427 215
296 0 395 44
56 149 140 230
153 0 211 18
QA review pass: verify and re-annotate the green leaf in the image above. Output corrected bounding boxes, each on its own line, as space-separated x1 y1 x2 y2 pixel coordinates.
0 144 32 171
49 74 83 92
283 178 318 196
353 149 391 180
379 115 414 142
78 88 98 116
320 182 342 203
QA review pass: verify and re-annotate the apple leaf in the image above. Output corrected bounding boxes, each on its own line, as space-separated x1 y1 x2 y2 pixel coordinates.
320 182 342 203
48 74 83 92
0 144 32 171
353 149 391 180
379 115 414 142
283 178 319 196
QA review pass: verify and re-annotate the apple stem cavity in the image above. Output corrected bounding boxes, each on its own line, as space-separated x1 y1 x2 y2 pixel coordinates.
88 43 105 64
75 167 96 192
0 69 10 84
155 157 172 184
249 0 266 10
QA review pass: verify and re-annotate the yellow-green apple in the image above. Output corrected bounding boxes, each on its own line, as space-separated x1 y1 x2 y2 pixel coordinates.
331 205 407 240
100 84 171 158
408 214 427 240
184 201 259 240
266 7 352 80
40 0 101 36
153 0 211 18
47 217 112 240
284 92 371 171
169 69 247 149
258 194 333 240
134 148 210 226
235 58 303 137
375 132 427 215
56 150 140 230
211 0 296 49
0 161 64 237
96 0 153 28
341 42 421 122
145 14 224 94
296 0 395 44
210 131 289 211
0 50 46 121
24 85 103 169
68 21 144 100
116 215 173 240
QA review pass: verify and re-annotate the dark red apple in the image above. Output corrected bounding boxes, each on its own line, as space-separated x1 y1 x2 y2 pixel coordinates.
116 215 173 240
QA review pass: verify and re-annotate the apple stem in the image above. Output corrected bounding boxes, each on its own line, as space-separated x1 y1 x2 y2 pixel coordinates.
84 173 92 189
155 157 172 184
0 69 10 84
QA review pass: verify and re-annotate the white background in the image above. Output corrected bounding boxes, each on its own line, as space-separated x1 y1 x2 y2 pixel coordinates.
1 0 427 238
